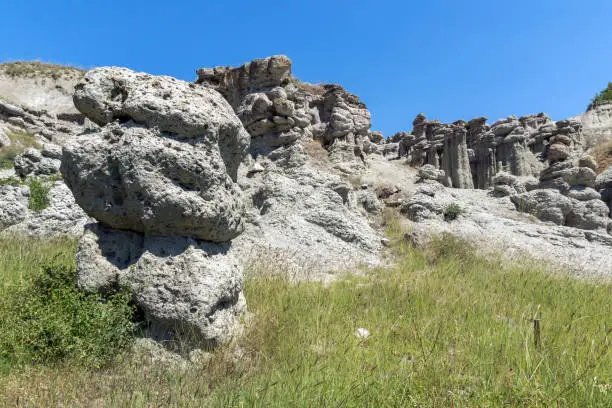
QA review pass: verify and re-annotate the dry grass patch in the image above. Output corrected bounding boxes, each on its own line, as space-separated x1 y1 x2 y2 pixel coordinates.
591 139 612 173
0 61 84 80
294 79 327 96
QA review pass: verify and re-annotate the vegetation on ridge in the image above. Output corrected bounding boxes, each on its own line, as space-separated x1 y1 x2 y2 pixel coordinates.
0 61 84 80
590 82 612 110
0 223 610 406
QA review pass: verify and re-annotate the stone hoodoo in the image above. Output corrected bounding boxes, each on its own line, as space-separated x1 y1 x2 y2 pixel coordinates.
395 113 584 190
61 67 250 346
197 55 379 174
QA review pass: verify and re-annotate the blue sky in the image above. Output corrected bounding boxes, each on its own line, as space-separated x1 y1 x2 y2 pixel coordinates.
2 0 612 136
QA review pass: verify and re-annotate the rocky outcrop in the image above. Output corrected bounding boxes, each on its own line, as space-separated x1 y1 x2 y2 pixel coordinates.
0 179 88 237
64 67 249 242
194 56 383 273
196 55 380 174
510 146 610 232
13 145 61 177
395 113 583 190
77 223 245 347
597 166 612 221
572 102 612 149
62 67 249 346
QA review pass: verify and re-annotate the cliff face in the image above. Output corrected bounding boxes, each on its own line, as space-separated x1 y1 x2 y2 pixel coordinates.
572 103 612 149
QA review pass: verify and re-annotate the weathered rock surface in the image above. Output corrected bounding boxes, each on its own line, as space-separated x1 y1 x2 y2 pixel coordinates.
77 223 245 346
14 147 61 177
63 68 250 242
62 67 251 346
402 186 612 277
0 179 88 237
196 55 380 174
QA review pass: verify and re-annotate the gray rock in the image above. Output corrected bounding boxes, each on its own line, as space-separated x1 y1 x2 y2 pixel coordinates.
596 166 612 190
418 164 446 183
73 67 249 180
2 181 89 237
561 167 597 188
77 223 245 347
511 189 573 225
62 125 246 242
511 188 609 231
401 193 444 222
41 143 63 160
565 199 610 231
547 143 570 163
14 147 61 177
0 184 28 230
0 126 10 147
357 190 382 214
566 186 602 201
578 155 597 172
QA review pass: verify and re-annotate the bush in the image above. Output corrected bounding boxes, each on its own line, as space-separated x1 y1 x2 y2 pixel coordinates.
590 82 612 109
443 202 463 221
0 263 135 372
27 177 51 211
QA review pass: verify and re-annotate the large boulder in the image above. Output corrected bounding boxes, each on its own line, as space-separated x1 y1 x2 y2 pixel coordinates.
73 67 249 180
77 223 245 346
63 68 251 243
62 67 251 347
511 189 609 231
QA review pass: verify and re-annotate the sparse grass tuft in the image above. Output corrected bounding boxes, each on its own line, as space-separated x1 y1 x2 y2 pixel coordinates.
0 61 84 80
443 202 463 221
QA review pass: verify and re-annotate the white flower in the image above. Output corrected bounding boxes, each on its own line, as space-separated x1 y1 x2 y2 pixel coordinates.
355 328 370 339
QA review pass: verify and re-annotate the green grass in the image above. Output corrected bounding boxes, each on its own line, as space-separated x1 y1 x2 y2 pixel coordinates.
0 129 40 169
0 232 610 407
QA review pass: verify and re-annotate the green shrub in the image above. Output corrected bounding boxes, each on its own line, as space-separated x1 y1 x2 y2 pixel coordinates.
590 82 612 109
27 177 50 211
443 202 463 221
0 263 135 372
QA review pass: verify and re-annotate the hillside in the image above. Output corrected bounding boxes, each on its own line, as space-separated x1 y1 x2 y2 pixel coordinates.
0 56 610 406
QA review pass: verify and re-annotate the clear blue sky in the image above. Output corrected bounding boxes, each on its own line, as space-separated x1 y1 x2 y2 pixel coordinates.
2 0 612 136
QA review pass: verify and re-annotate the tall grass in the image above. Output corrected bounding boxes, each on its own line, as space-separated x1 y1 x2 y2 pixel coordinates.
0 233 610 407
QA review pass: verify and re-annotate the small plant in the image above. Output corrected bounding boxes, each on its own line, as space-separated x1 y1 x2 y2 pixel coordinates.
443 202 463 221
27 177 51 211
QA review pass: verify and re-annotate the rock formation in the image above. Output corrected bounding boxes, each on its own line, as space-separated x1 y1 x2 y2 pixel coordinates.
195 56 383 272
61 67 249 346
196 55 380 174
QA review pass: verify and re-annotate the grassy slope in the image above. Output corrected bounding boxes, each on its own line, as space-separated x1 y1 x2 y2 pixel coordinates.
0 229 610 407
